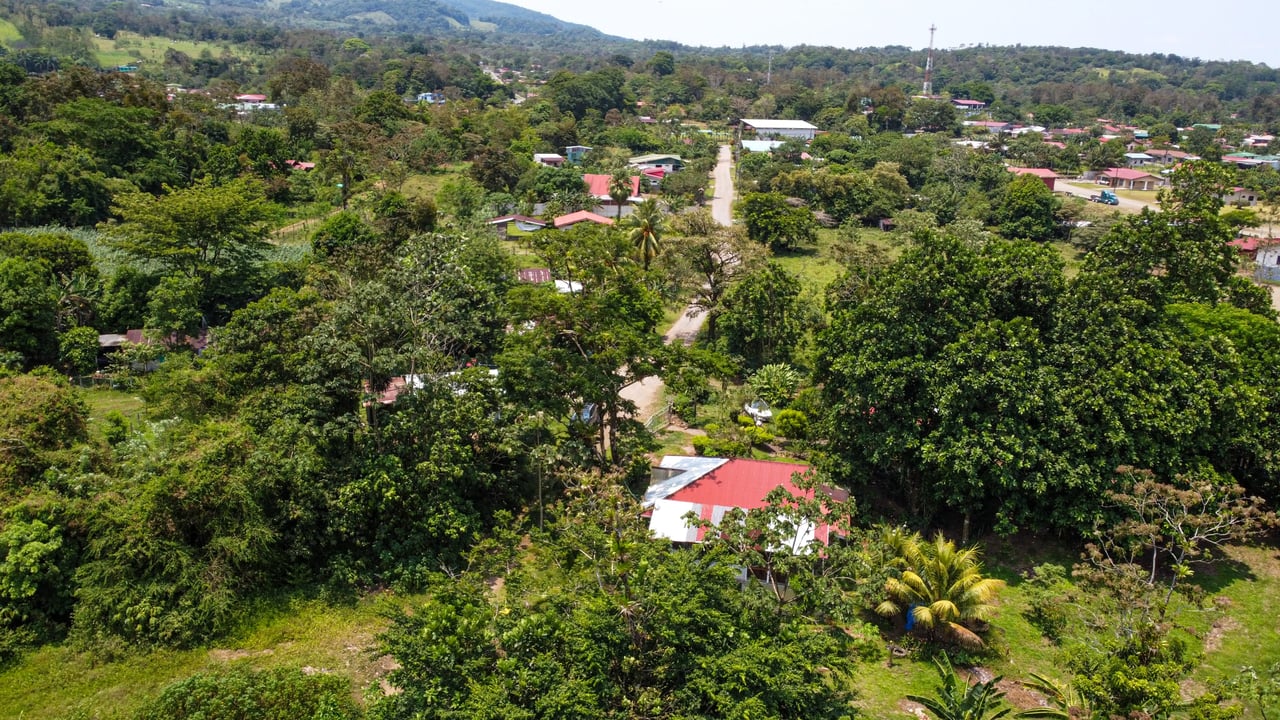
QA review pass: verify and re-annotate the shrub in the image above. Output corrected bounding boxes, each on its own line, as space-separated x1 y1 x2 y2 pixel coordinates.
774 409 809 439
748 363 802 407
1021 563 1073 643
133 668 361 720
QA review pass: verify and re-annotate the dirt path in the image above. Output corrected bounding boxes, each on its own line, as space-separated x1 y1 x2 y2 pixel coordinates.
620 146 733 420
273 208 341 240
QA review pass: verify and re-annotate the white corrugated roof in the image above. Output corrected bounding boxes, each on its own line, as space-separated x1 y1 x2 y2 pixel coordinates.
742 118 817 130
741 140 786 152
643 456 727 504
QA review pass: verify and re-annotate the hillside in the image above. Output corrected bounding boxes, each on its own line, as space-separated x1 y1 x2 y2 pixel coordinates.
174 0 606 36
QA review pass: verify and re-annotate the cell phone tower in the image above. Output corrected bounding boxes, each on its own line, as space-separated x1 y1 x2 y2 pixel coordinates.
922 24 937 96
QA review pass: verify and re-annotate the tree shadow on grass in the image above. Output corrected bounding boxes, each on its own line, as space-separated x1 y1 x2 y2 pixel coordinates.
1193 554 1260 594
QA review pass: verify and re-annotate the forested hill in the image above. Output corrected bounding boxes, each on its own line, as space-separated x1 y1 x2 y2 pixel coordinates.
175 0 606 36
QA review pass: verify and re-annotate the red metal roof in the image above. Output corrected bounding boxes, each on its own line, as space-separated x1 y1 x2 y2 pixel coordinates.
663 458 847 544
1104 167 1157 180
553 210 614 228
582 173 641 199
517 268 553 283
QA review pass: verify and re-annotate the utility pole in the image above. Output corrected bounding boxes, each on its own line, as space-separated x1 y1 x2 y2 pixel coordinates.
922 24 937 96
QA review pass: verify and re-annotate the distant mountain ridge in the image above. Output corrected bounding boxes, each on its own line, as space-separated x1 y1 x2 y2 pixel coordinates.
210 0 606 36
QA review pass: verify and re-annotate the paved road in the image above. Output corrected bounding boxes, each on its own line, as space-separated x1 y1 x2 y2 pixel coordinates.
620 145 733 420
1058 180 1157 213
710 144 734 225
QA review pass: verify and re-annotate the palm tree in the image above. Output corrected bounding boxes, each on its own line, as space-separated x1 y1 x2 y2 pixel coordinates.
908 654 1011 720
1013 673 1090 719
876 532 1006 647
624 199 665 270
608 171 632 220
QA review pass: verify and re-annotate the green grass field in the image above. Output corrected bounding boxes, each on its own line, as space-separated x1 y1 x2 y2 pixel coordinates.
0 18 22 45
91 31 252 70
0 592 420 719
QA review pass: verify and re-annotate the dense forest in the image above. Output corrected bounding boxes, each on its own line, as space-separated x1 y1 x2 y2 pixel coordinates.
1 0 1279 718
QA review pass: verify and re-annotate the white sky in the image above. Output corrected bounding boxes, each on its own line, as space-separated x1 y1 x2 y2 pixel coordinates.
505 0 1280 68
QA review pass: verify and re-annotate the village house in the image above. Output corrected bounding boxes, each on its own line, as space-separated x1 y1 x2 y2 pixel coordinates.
553 210 615 229
1007 166 1059 191
642 456 846 551
582 173 642 207
533 153 565 167
564 145 592 164
1223 187 1259 207
485 214 547 237
628 154 684 173
950 98 987 114
1101 167 1167 191
1124 152 1155 167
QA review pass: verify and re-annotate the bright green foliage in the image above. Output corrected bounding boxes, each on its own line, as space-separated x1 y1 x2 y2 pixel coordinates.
0 517 73 659
72 421 277 646
737 192 818 250
145 274 203 341
876 532 1005 647
1089 161 1240 307
501 224 663 471
0 374 87 488
0 142 113 227
1066 634 1195 720
0 257 59 368
748 362 802 407
57 325 99 376
718 263 813 370
996 173 1059 241
133 668 361 720
907 654 1011 720
773 408 809 439
106 177 272 282
1221 662 1280 720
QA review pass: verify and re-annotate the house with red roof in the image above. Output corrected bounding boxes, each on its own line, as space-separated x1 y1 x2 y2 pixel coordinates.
1007 166 1058 191
553 210 615 229
643 456 848 551
1101 167 1167 191
582 173 643 207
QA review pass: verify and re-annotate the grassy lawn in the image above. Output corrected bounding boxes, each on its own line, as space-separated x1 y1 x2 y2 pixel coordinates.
0 18 22 45
81 387 146 441
402 163 470 202
91 31 251 70
851 538 1280 719
772 227 904 299
0 592 418 719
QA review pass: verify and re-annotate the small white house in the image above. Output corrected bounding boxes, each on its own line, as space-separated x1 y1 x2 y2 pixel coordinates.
741 118 818 141
1224 187 1259 206
533 153 565 167
1125 152 1155 167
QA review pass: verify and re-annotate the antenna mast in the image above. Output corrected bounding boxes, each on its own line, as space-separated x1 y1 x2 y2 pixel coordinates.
922 24 937 95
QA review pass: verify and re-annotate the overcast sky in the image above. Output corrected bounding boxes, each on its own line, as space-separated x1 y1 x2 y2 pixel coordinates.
504 0 1280 68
